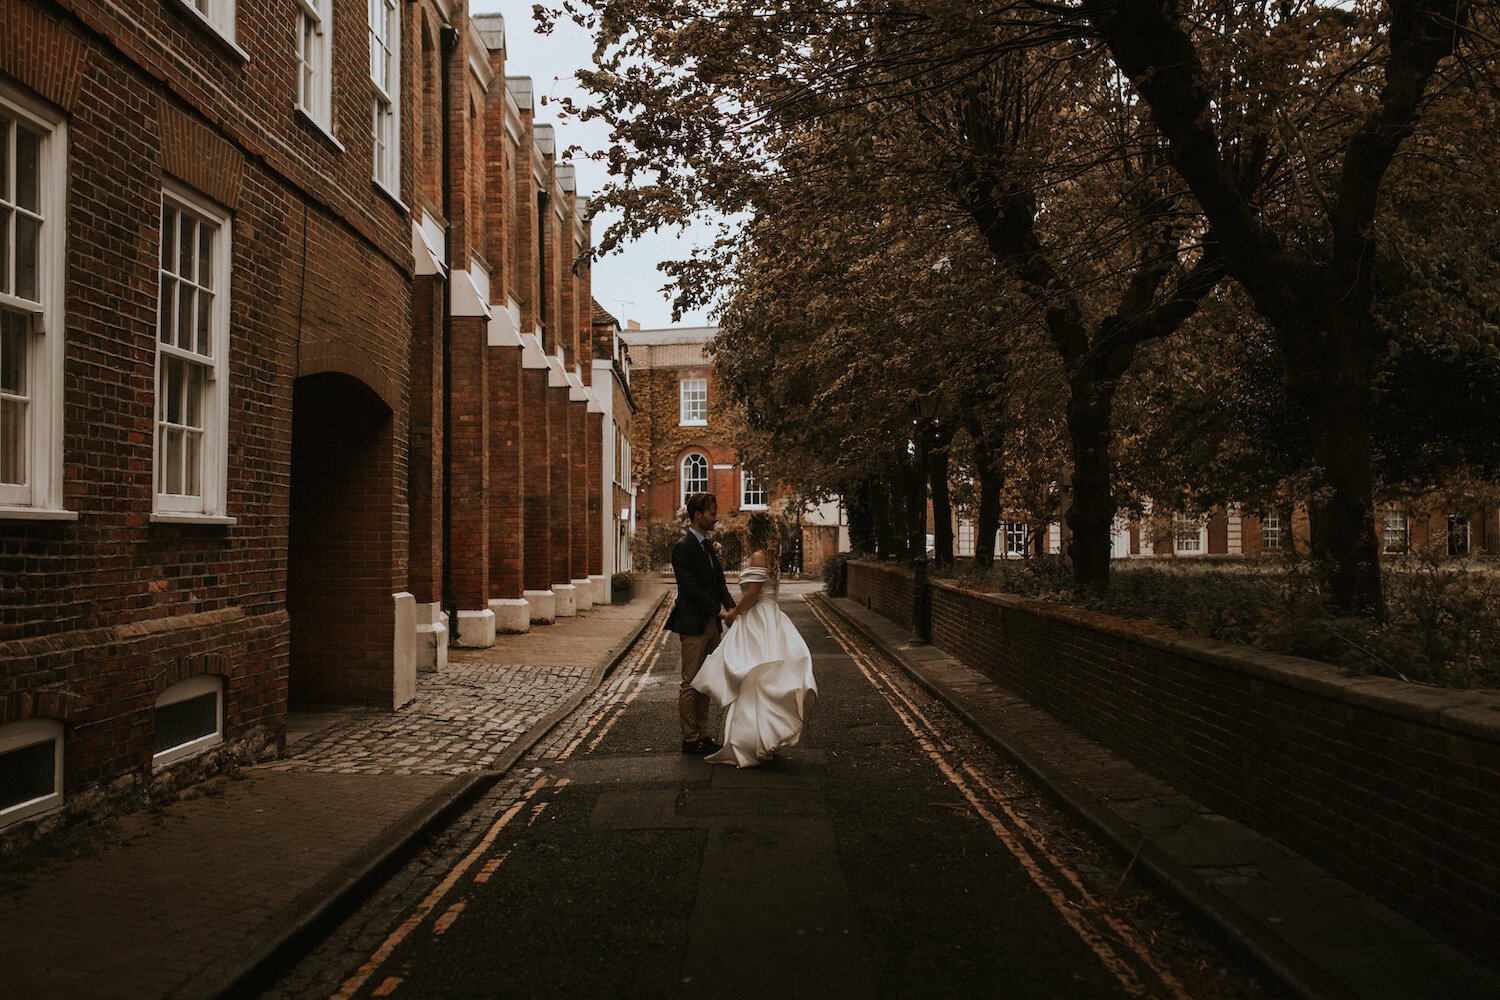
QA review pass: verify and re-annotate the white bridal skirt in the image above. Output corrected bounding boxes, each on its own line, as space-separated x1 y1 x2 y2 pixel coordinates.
691 598 818 767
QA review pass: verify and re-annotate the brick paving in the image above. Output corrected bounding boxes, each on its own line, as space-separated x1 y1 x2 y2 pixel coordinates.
0 584 666 1000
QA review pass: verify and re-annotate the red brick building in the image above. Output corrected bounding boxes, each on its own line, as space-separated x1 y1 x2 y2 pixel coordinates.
1 3 624 842
622 324 849 572
622 325 777 561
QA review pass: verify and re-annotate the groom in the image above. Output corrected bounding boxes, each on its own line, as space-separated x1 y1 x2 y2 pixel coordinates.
666 492 736 754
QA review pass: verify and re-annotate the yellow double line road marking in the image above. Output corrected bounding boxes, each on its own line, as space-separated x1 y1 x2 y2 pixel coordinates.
332 608 671 998
806 597 1192 1000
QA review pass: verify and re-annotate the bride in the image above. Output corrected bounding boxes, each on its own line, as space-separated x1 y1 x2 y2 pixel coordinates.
691 512 818 767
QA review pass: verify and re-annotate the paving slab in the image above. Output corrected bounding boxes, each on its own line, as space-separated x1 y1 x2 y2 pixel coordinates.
1 583 666 1000
819 593 1500 1000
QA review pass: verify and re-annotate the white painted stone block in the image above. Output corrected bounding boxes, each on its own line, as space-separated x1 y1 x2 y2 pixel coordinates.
489 597 531 634
414 600 448 673
553 583 577 617
589 574 609 605
524 589 556 624
455 607 497 647
571 578 593 612
392 592 417 709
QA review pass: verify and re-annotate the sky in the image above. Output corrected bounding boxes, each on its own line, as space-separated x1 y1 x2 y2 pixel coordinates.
470 1 720 330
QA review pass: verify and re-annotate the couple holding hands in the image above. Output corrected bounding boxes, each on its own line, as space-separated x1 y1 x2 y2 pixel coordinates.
666 493 818 767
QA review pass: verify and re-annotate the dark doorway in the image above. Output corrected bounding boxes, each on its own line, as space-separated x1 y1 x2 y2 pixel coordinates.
287 373 395 708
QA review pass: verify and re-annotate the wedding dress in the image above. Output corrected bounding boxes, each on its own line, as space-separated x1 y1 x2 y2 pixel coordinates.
691 566 818 767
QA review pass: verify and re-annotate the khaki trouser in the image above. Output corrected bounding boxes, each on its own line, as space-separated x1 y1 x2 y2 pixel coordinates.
678 618 721 741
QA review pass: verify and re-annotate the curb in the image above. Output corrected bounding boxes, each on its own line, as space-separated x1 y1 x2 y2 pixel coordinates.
210 590 672 1000
811 593 1356 1000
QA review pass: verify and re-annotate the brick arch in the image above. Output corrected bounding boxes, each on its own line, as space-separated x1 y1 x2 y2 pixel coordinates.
0 6 88 112
150 652 230 699
296 341 398 414
0 689 78 725
158 101 244 212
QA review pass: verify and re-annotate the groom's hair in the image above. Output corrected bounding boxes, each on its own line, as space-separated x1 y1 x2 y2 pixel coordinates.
685 492 716 518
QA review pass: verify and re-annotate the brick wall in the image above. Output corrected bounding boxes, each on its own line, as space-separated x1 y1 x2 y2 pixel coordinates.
568 400 589 580
1 2 411 812
847 560 1500 961
447 316 490 610
488 346 525 598
408 276 444 605
521 367 553 592
846 561 915 632
546 382 573 586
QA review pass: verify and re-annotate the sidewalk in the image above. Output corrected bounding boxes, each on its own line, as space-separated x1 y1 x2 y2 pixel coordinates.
816 593 1500 1000
0 582 667 1000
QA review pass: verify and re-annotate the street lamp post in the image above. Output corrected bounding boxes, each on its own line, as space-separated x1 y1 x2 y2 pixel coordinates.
910 389 941 644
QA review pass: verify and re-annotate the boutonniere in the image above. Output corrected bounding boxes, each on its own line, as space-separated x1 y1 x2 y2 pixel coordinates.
712 541 724 558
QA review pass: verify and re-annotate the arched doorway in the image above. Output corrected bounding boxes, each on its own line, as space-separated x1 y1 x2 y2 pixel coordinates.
287 372 401 708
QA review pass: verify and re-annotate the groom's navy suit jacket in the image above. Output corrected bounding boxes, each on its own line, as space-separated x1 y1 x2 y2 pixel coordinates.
666 531 735 635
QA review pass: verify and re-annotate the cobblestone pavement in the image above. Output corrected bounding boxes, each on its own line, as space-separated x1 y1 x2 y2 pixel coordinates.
263 662 595 776
1 586 667 1000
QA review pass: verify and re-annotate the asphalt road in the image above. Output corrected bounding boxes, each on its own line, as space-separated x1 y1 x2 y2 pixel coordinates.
273 584 1285 1000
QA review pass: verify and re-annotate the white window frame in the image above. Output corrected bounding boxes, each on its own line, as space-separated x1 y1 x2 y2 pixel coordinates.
1447 515 1470 556
740 468 767 510
1382 509 1409 555
0 718 64 828
1172 513 1206 555
152 675 224 768
296 0 334 133
680 453 708 507
1003 521 1029 558
369 0 401 195
165 0 246 59
154 185 232 522
956 517 974 557
1262 511 1283 550
0 84 69 520
679 377 707 426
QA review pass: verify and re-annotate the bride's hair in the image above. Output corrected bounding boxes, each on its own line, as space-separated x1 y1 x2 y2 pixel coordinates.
746 511 780 575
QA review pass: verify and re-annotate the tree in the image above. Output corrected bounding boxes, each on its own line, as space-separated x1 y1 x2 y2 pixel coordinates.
553 0 1498 604
1078 0 1488 611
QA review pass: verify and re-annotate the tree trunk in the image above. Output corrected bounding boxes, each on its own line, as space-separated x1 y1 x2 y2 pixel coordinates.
908 454 926 561
847 478 876 554
871 483 893 559
971 439 1003 570
1065 367 1119 594
1289 308 1385 615
928 433 954 568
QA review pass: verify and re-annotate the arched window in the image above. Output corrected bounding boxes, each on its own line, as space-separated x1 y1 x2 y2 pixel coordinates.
153 675 224 767
680 453 708 507
0 718 63 828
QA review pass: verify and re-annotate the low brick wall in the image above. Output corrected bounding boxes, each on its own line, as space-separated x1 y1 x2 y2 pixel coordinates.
847 559 915 631
847 560 1500 961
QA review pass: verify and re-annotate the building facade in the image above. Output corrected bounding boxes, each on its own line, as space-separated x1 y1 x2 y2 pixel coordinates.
951 506 1498 560
622 324 845 573
1 1 629 842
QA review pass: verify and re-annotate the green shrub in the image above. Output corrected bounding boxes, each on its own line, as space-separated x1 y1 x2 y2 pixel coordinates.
610 571 637 605
821 550 863 596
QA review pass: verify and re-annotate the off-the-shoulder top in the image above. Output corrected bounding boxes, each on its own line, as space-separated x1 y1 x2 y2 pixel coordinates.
738 564 779 600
